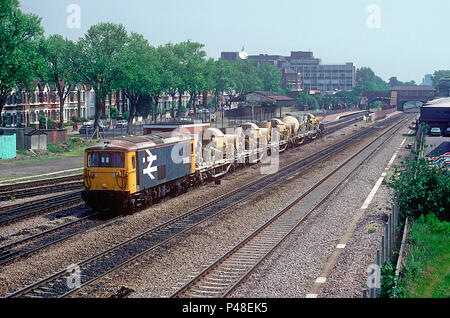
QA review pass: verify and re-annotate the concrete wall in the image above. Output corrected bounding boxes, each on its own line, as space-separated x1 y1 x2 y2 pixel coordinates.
25 134 47 150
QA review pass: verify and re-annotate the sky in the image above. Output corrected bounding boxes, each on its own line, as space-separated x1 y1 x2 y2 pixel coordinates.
20 0 450 84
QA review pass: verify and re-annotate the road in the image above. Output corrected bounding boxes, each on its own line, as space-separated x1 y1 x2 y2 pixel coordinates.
423 135 450 157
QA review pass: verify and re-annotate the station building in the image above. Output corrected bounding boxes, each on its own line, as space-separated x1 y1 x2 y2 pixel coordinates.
419 98 450 132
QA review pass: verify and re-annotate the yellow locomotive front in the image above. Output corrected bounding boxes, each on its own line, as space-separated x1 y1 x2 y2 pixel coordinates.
82 141 138 211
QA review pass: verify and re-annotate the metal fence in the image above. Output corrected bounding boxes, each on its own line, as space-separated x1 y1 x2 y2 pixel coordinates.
362 199 401 298
362 129 422 298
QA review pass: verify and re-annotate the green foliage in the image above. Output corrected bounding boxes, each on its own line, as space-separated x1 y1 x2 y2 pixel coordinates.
257 62 283 94
385 158 450 221
431 70 450 88
356 67 389 91
233 59 263 95
38 34 77 129
38 114 57 129
109 107 119 119
71 116 82 123
296 92 319 109
437 78 450 96
380 262 404 298
0 0 44 120
68 22 128 132
367 226 377 233
48 137 88 154
400 214 450 298
116 32 162 126
388 76 416 87
68 136 84 145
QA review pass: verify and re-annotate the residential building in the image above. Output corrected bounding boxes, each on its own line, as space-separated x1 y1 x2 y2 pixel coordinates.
1 82 87 127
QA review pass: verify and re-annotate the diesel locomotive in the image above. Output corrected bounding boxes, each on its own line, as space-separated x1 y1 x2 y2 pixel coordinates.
82 114 323 212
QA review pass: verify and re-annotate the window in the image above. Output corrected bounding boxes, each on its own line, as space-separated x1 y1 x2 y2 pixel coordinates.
131 156 135 170
87 152 125 168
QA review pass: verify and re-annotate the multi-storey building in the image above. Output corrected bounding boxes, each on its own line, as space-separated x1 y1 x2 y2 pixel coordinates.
221 50 356 93
422 74 433 87
284 51 356 92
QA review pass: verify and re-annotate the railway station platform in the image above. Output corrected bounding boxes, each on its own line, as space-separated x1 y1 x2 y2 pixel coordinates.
322 110 367 122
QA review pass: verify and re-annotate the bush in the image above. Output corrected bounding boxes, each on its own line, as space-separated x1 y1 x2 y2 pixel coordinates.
68 137 85 145
39 114 58 129
385 158 450 221
71 116 82 123
380 262 404 298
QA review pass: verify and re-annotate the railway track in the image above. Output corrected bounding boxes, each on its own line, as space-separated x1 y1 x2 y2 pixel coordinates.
4 113 409 298
170 115 411 298
0 181 82 202
0 174 83 193
0 207 103 266
0 191 83 226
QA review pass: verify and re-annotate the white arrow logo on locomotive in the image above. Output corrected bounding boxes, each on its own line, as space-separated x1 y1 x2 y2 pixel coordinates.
143 150 157 179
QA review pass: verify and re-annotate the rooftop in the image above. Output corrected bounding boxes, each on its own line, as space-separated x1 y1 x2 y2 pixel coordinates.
423 97 450 108
391 85 436 91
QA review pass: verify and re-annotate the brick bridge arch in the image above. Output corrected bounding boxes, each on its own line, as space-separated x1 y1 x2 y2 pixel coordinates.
361 86 437 111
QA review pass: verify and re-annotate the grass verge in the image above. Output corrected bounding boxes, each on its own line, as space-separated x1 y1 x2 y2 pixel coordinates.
399 214 450 298
0 137 99 165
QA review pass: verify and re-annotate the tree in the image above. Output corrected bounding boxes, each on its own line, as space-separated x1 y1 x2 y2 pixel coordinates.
437 78 450 96
0 0 44 124
296 91 319 110
356 67 389 91
388 76 402 87
68 23 128 137
116 33 161 133
431 70 450 88
389 76 416 87
257 62 283 94
233 59 263 96
157 43 182 118
171 40 209 116
38 35 77 129
212 58 236 109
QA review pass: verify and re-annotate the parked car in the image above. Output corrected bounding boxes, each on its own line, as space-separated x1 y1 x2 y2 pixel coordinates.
115 120 128 129
446 127 450 136
430 127 442 136
79 124 93 135
79 122 108 135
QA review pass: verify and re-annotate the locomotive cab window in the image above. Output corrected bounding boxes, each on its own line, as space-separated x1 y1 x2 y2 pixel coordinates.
87 152 125 168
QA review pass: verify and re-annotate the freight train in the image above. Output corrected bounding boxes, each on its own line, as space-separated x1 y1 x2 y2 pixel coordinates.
82 114 324 212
